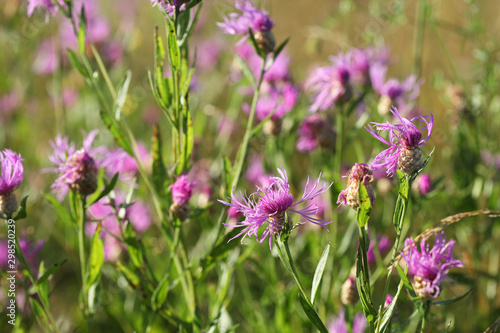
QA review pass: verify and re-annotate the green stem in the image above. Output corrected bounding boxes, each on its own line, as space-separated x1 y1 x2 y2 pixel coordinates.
421 300 431 332
283 239 309 300
231 58 267 188
376 175 411 332
358 226 372 295
77 196 88 320
413 0 427 78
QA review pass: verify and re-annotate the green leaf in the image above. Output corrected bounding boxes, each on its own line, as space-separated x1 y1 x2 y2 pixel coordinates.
87 172 119 206
297 294 328 333
100 111 134 156
116 261 140 289
234 54 256 88
247 28 264 59
251 97 282 137
167 20 181 70
379 279 404 332
29 298 54 332
357 182 372 228
77 26 86 54
151 273 170 311
35 261 50 310
37 259 67 286
432 288 473 306
13 195 28 220
356 243 377 322
115 70 132 121
45 194 74 224
152 124 168 196
185 107 194 170
275 240 292 273
88 281 100 314
273 37 290 62
123 221 144 269
67 50 88 77
393 171 409 232
311 242 330 305
87 223 105 287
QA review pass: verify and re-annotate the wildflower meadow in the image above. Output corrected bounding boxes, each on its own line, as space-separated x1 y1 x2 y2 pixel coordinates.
1 0 500 332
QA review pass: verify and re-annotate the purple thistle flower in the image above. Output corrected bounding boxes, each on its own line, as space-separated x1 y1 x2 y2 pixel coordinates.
0 149 24 216
346 47 390 87
401 232 463 299
218 0 274 35
0 149 24 196
366 107 433 176
45 130 104 200
337 163 375 210
27 0 57 20
219 167 331 248
99 143 151 183
327 308 367 333
305 54 353 112
416 173 433 195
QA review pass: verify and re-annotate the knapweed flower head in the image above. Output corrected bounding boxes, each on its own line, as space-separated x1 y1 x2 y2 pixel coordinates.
46 130 103 200
219 167 331 248
366 107 433 176
340 276 358 306
345 47 390 87
0 149 24 216
337 163 374 210
327 308 366 333
401 232 463 299
305 53 352 111
296 114 335 152
218 0 275 53
169 175 195 220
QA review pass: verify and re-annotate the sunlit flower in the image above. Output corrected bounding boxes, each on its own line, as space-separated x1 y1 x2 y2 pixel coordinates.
219 167 331 248
401 232 463 299
366 107 433 176
169 175 195 220
337 163 374 210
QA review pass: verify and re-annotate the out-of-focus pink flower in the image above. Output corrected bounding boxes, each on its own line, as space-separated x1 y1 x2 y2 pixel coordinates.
33 40 59 75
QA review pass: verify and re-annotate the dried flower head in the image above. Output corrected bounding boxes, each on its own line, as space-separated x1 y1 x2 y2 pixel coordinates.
366 107 433 176
337 163 374 210
0 150 24 216
340 276 358 306
401 232 463 299
219 167 331 248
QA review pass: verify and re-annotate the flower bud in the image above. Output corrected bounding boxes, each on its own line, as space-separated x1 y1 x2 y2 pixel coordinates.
169 175 195 221
254 30 275 54
337 163 375 210
340 276 358 306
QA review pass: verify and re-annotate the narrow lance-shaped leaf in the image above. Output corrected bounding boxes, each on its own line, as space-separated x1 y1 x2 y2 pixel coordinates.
357 182 372 228
311 242 330 305
66 50 88 77
100 111 134 156
151 273 170 311
115 70 132 121
123 221 144 269
167 20 181 70
29 298 54 332
379 279 404 333
87 223 105 287
297 294 329 333
37 259 68 286
87 172 119 206
13 195 28 220
152 124 168 196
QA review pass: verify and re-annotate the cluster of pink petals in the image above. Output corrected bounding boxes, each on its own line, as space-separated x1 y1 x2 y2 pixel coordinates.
218 0 274 35
0 149 24 195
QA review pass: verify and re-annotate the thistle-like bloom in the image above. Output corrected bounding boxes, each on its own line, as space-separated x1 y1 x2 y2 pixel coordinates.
366 107 433 176
401 232 463 299
327 308 366 333
305 55 352 111
46 130 103 200
218 0 275 53
0 150 24 216
337 163 375 210
219 167 331 247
